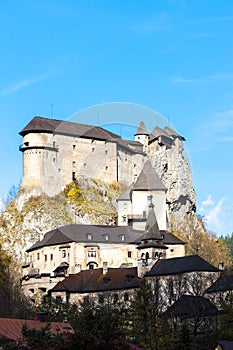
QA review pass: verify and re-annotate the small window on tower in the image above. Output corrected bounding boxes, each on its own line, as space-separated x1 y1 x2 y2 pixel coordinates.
72 172 76 181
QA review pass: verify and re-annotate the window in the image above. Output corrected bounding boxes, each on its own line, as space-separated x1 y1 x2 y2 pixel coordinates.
53 158 56 163
53 141 56 148
72 161 76 167
88 250 96 258
105 150 108 155
105 166 108 170
84 163 87 168
128 251 132 258
37 253 40 260
124 293 129 302
44 255 47 262
89 264 94 270
87 233 92 240
72 172 76 181
99 295 104 304
24 142 29 146
50 254 53 261
62 250 66 258
73 144 76 150
84 296 89 306
122 215 127 222
170 249 174 253
103 234 109 241
56 296 62 303
113 294 118 304
92 147 95 152
120 234 125 241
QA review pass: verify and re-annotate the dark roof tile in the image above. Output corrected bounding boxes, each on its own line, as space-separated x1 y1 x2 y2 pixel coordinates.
133 160 167 191
206 274 233 293
19 116 121 141
50 267 141 293
163 295 219 319
146 255 219 277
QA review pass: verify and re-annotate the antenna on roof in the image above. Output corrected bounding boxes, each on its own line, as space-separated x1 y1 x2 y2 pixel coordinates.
51 104 53 119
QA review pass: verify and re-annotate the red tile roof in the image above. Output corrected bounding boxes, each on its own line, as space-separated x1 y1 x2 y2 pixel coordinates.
0 318 72 342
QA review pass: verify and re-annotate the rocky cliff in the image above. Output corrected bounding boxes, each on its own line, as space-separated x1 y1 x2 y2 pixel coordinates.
149 146 196 225
0 179 119 262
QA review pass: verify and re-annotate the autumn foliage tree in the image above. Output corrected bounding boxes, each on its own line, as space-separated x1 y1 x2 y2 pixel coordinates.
171 213 231 268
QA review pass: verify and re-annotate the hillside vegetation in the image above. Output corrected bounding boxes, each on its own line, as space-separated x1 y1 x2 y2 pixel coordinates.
0 179 121 263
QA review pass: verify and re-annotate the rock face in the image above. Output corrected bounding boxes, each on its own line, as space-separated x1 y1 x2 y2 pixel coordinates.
149 146 196 225
0 179 119 261
0 118 196 262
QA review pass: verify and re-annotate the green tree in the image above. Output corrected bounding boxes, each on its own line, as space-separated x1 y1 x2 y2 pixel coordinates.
127 279 165 350
220 232 233 262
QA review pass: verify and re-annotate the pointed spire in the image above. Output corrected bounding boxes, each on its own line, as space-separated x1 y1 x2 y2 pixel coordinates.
134 121 149 136
141 199 162 241
133 160 167 191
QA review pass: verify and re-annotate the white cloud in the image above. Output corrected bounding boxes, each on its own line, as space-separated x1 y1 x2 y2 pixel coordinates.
171 74 233 85
1 73 51 96
198 195 231 235
0 197 5 213
200 194 214 208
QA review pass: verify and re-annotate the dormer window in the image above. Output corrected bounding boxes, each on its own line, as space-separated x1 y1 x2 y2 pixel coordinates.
86 233 93 240
103 277 111 284
119 234 125 241
103 234 109 241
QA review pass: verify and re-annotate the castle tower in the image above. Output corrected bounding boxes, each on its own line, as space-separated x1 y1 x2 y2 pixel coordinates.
137 197 168 277
134 121 149 153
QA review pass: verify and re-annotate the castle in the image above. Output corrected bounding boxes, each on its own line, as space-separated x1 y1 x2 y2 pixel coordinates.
19 116 185 198
19 116 195 304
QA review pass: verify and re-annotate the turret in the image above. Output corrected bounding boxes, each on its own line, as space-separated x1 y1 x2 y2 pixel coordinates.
134 121 149 153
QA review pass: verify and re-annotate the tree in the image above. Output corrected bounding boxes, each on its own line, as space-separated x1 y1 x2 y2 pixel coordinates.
39 296 129 350
171 213 231 268
220 233 233 263
127 279 166 350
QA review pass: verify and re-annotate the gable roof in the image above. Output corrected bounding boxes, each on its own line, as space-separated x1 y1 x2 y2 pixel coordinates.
27 224 144 252
134 121 149 136
163 126 185 141
146 255 219 277
50 267 141 294
149 126 173 141
132 160 167 191
0 318 72 342
163 295 219 319
27 223 184 253
205 274 233 294
19 116 121 141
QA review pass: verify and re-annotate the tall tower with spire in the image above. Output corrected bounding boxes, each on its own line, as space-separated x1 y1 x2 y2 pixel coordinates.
137 196 168 277
134 121 149 153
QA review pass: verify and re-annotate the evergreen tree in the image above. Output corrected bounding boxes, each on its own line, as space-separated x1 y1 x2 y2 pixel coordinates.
127 279 165 350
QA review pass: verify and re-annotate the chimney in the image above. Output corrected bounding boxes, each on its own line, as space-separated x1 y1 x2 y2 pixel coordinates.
103 262 108 274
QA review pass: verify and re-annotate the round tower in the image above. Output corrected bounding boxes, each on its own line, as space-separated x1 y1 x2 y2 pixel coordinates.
134 121 149 153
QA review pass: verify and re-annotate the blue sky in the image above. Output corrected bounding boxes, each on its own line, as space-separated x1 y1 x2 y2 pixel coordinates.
0 0 233 235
